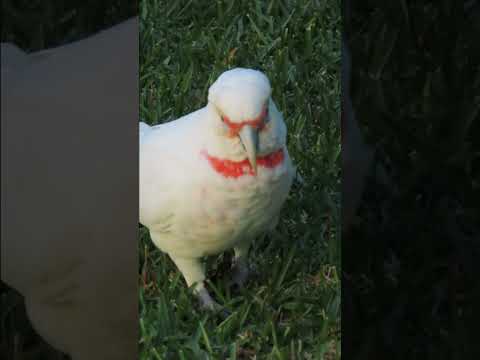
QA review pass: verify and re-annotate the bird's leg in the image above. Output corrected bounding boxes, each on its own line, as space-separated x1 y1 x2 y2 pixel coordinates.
230 241 251 289
169 256 222 311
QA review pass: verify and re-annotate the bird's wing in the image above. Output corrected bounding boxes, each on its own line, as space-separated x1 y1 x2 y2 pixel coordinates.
270 100 302 185
138 109 206 228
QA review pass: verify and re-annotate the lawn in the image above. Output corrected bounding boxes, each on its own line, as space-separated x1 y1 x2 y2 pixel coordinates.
138 0 341 359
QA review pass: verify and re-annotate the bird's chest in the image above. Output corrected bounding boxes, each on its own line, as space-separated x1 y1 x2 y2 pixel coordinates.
185 166 292 255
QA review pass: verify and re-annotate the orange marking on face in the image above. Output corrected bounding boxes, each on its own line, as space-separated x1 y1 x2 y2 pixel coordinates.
222 106 268 137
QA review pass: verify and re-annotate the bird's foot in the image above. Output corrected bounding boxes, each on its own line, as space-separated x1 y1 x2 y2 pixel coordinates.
196 287 230 317
229 261 249 291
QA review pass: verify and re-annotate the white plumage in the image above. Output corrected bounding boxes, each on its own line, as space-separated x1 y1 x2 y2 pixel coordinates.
139 68 294 310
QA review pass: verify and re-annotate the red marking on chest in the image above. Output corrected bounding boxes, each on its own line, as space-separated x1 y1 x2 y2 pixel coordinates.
201 148 285 178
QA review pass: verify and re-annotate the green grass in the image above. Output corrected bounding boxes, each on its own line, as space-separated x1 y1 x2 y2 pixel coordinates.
139 0 341 359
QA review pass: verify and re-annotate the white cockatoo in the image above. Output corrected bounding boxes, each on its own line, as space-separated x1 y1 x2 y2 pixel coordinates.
139 68 295 310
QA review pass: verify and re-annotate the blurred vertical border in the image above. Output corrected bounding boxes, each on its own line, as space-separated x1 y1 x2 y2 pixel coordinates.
1 2 137 359
343 0 479 359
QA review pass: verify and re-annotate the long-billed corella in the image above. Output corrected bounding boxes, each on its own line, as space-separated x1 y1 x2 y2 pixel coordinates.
139 68 295 311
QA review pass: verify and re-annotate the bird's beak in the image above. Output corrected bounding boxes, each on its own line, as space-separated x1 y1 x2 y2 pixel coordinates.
238 125 259 173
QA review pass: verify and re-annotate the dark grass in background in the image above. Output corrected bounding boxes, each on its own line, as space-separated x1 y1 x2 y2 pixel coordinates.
344 0 479 359
139 0 340 358
0 3 137 359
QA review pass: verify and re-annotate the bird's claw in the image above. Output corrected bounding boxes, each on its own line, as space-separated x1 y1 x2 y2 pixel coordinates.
196 287 230 318
198 298 222 311
197 296 231 318
229 261 249 291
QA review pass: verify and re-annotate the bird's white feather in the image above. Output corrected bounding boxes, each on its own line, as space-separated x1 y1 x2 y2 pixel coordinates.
139 68 294 308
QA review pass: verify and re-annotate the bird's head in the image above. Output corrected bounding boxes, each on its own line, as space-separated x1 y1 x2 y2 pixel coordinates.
206 68 287 174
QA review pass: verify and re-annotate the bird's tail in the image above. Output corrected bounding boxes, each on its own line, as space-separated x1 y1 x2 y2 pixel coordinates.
139 121 151 144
